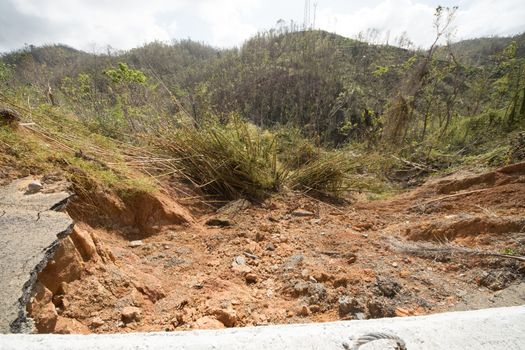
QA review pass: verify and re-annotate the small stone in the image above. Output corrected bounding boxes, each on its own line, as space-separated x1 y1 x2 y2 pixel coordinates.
26 180 43 194
392 262 398 268
367 299 395 318
376 277 401 298
399 270 410 278
234 255 246 265
296 305 310 316
232 255 252 274
291 280 310 296
309 304 320 313
90 316 105 328
292 209 315 217
193 316 225 329
355 312 366 320
255 232 265 242
346 254 357 264
395 307 411 317
333 277 348 288
283 254 304 270
212 308 237 327
129 240 143 248
193 283 204 289
121 306 142 323
232 264 252 274
245 273 258 284
265 242 275 251
338 296 363 317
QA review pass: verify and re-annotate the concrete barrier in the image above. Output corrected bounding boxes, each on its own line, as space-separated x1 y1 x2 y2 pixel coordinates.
1 306 524 349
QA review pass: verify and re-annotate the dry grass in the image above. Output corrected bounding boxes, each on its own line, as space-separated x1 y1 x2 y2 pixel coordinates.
157 117 284 200
287 151 352 195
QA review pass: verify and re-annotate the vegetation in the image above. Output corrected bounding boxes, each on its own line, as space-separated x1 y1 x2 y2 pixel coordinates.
157 116 282 200
1 8 524 201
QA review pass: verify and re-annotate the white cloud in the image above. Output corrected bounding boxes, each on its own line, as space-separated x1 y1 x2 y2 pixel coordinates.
315 0 525 48
455 0 525 40
1 0 524 52
316 0 440 47
197 0 260 47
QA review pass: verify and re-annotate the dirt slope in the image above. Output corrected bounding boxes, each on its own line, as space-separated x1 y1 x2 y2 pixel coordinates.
28 163 525 333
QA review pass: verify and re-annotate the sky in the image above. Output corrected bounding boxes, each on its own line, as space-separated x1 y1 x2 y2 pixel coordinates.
0 0 524 53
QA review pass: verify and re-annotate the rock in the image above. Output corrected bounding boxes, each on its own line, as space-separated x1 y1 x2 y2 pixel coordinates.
232 263 252 274
70 226 97 261
212 307 237 327
193 316 225 329
333 277 348 288
309 304 320 313
54 317 90 334
205 217 232 227
395 307 411 317
232 255 252 273
291 280 310 297
32 302 58 333
367 299 395 319
283 254 304 270
245 241 263 255
171 312 184 327
129 240 143 248
90 316 105 328
234 255 246 265
346 254 357 264
26 180 43 194
255 232 265 242
265 242 275 251
338 296 364 317
27 282 57 332
121 306 142 323
313 272 332 282
376 277 401 298
291 209 315 217
296 305 310 316
245 273 258 284
38 236 83 294
355 312 366 320
132 270 166 302
307 283 327 304
478 271 516 291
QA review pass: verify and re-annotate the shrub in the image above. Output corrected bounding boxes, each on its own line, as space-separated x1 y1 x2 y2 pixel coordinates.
287 151 352 195
159 115 284 200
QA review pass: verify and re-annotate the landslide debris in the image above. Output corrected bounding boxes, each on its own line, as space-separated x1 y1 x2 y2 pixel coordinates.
24 163 525 333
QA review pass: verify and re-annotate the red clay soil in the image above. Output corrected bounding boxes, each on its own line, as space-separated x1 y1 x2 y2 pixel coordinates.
28 163 525 333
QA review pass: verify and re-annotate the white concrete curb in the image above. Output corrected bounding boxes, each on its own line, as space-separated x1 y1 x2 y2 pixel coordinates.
1 306 524 349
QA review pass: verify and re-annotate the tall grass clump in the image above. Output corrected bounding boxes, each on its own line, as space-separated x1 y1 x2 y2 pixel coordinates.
287 151 353 196
159 115 284 200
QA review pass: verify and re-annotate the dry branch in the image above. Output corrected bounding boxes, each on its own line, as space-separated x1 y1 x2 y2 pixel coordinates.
389 237 525 262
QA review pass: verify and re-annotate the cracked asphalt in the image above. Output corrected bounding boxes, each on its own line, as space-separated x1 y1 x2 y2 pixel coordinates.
0 178 72 333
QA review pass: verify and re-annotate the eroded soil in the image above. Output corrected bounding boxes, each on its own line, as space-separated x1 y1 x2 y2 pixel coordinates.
28 163 525 333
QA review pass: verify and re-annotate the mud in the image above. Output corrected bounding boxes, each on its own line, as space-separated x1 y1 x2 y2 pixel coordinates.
26 163 525 333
